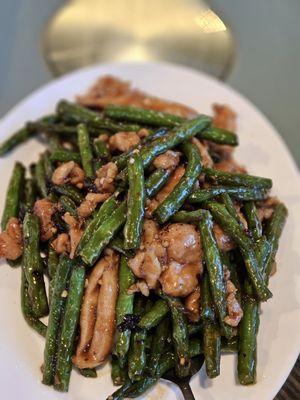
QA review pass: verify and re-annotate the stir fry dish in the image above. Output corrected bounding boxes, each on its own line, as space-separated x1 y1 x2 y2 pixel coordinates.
0 76 287 398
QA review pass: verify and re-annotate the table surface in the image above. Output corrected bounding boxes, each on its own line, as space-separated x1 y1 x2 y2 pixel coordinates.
0 0 299 165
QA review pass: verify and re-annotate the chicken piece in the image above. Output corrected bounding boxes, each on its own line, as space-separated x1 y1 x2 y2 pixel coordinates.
160 223 202 265
51 233 70 254
109 131 140 152
0 217 23 260
191 138 214 168
208 103 238 161
98 133 109 143
77 193 110 219
213 224 236 252
137 128 150 139
63 213 83 259
257 197 279 221
147 165 185 216
73 250 119 369
33 199 57 241
215 158 246 174
159 223 203 297
185 286 201 322
160 261 200 298
153 150 181 171
94 162 118 195
128 220 166 291
213 104 237 132
128 280 150 297
77 75 198 118
224 270 243 327
51 161 85 189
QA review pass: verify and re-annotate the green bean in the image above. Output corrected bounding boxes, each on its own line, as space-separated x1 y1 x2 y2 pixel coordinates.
111 356 127 386
107 380 133 400
80 201 127 266
79 368 97 378
171 209 206 224
50 148 81 163
202 167 273 190
188 321 203 336
1 162 25 229
112 129 166 170
57 100 141 132
163 295 190 377
43 150 54 180
105 104 185 127
35 155 48 197
124 153 145 249
114 256 135 367
203 322 221 379
42 255 73 385
199 210 234 338
128 298 147 381
0 127 32 156
201 272 215 322
77 196 118 254
204 201 272 302
222 336 239 353
48 246 59 305
145 168 171 198
116 115 210 183
94 139 111 160
142 115 209 169
220 192 244 228
154 141 202 224
221 252 242 304
112 340 203 399
21 269 47 337
148 318 170 376
54 264 86 392
263 203 288 279
77 123 94 177
22 213 48 318
189 186 268 203
138 299 169 330
23 178 37 211
48 134 61 151
51 184 84 204
243 201 262 241
109 237 135 258
238 298 259 385
59 195 77 216
198 126 238 146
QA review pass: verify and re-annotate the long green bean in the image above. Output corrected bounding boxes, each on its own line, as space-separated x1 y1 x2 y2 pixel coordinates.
77 124 94 177
124 153 145 249
42 255 73 385
154 141 202 223
22 213 48 318
114 256 135 367
54 264 86 392
1 162 25 229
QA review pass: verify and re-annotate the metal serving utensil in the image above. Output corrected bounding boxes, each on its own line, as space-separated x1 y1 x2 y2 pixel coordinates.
163 354 205 400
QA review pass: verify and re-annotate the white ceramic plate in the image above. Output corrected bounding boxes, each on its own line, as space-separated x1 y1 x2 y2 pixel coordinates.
0 62 299 400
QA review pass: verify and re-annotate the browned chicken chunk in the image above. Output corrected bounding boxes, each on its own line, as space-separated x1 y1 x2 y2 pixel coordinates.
94 162 118 195
33 199 57 241
51 161 85 188
0 217 23 260
77 75 198 118
159 223 203 297
109 131 140 152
